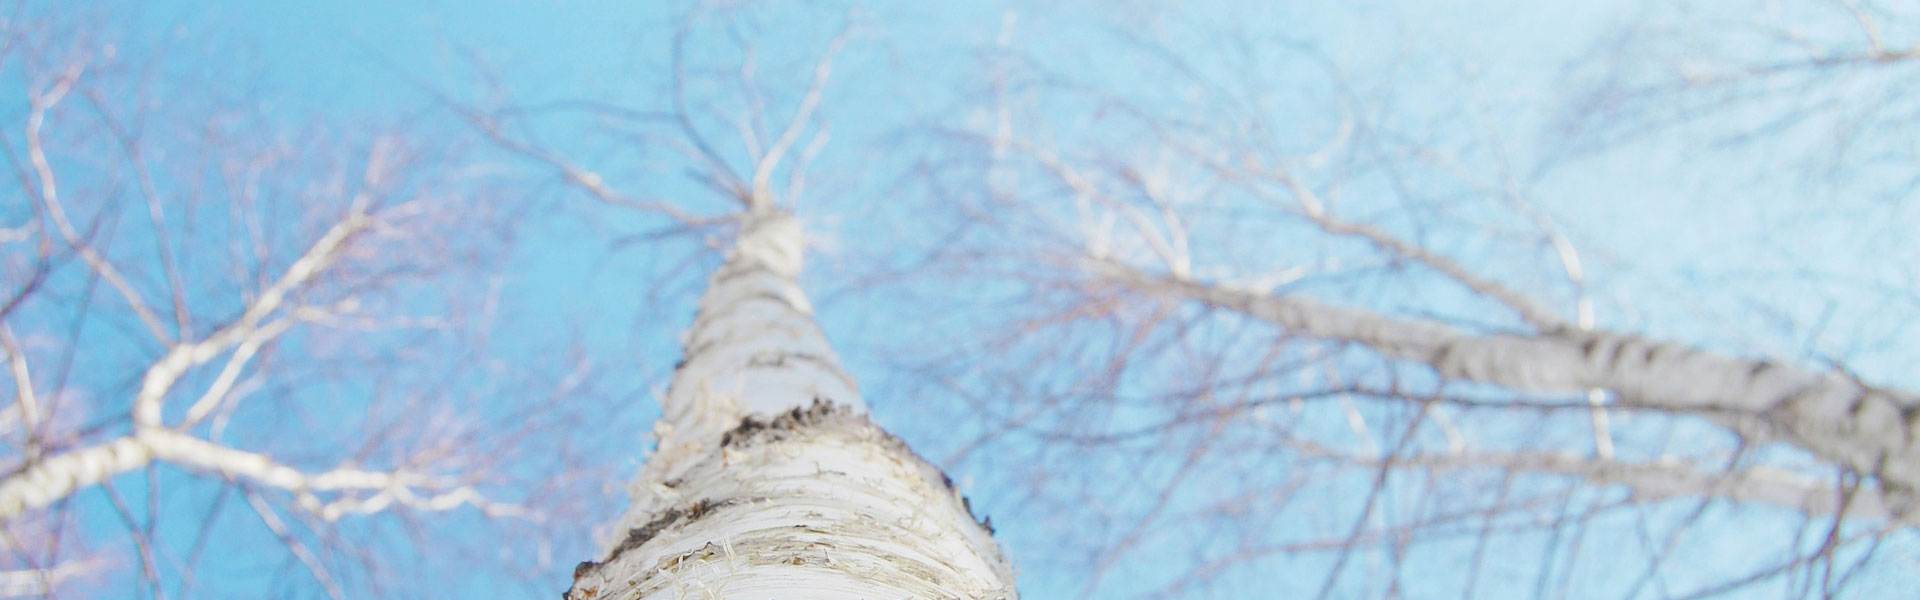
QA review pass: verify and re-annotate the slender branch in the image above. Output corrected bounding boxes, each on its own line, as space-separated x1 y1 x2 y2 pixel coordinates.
0 325 38 458
25 64 175 344
747 22 852 208
176 317 295 429
82 87 195 341
241 486 345 600
994 136 1190 276
671 13 751 205
442 99 724 227
1255 167 1570 332
1289 438 1913 525
132 207 373 428
0 558 94 598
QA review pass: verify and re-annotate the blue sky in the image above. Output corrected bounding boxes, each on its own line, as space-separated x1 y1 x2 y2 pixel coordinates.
10 0 1920 598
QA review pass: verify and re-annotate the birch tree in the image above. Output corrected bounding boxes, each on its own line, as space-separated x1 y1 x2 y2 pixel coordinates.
455 5 1020 597
472 1 1918 596
562 205 1016 599
16 1 1914 597
876 3 1920 597
0 11 606 598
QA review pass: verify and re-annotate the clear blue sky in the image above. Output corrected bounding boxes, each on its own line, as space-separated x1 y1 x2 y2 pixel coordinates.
20 0 1920 597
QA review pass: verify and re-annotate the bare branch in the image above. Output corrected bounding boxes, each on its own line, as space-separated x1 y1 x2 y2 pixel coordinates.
131 206 374 428
0 428 520 523
671 12 752 206
1287 438 1914 525
0 326 37 459
1252 166 1571 332
441 98 727 227
1098 261 1920 510
0 558 95 598
748 21 852 208
24 62 174 344
241 486 345 600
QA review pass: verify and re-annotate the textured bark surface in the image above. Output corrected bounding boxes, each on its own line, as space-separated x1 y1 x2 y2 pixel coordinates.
569 210 1016 599
569 403 1015 599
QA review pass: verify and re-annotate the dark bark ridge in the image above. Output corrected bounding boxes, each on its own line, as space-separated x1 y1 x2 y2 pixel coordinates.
567 399 1007 597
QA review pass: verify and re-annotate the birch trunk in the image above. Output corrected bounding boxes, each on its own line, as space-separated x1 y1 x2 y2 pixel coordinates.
567 210 1017 599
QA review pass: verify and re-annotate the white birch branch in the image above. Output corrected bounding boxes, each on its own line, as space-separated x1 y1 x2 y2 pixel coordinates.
0 559 94 598
24 66 174 344
1261 170 1570 332
0 428 514 522
1291 437 1910 524
1101 263 1920 514
747 24 850 208
446 101 724 227
0 325 38 458
132 209 371 428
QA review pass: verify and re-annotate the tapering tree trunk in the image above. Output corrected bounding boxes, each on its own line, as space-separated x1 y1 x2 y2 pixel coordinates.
567 210 1017 599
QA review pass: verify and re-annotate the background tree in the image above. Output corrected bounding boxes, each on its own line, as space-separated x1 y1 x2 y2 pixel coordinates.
867 2 1920 597
0 9 619 598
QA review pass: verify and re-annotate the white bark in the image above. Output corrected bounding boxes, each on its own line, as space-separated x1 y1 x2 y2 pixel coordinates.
0 428 516 522
1287 439 1913 525
0 559 93 598
1102 264 1920 516
570 210 1016 599
0 203 519 524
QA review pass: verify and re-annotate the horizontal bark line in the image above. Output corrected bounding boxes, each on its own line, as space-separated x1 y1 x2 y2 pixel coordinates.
1104 265 1920 512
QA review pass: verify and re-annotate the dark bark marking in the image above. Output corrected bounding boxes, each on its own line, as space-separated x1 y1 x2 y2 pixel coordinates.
572 497 746 584
720 397 849 448
714 398 1008 543
703 291 801 315
1430 342 1455 376
1645 340 1672 367
712 259 780 285
745 351 834 370
1847 390 1871 419
1901 404 1920 446
1607 336 1631 371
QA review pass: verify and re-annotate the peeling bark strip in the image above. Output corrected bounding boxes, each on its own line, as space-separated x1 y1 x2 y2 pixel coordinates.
1104 265 1920 515
574 210 1017 599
